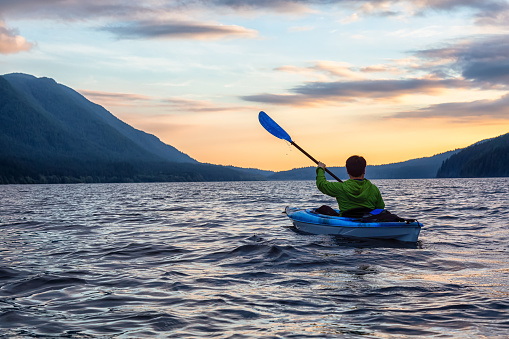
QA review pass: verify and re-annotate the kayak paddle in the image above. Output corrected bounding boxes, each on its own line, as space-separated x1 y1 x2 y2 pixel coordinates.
258 111 342 182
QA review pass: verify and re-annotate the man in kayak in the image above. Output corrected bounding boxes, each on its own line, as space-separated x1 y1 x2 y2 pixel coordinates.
316 155 385 216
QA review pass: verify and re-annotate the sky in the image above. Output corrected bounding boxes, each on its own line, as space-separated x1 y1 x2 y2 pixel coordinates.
1 0 509 171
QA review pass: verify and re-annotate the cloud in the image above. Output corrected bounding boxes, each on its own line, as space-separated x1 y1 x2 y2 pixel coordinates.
0 1 138 20
79 90 154 107
340 12 360 24
360 64 403 74
160 98 248 113
295 78 467 97
1 0 507 50
241 93 315 106
288 25 315 32
475 5 509 27
101 20 258 40
2 0 506 21
391 93 509 120
312 61 366 80
0 0 311 21
245 33 509 107
80 90 152 101
410 0 502 11
356 1 401 16
80 89 247 113
416 35 509 87
242 78 470 106
182 0 509 22
204 0 313 13
412 0 509 27
0 21 33 54
275 61 366 80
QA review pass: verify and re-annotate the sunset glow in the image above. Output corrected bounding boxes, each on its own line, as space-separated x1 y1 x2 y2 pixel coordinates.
2 1 509 171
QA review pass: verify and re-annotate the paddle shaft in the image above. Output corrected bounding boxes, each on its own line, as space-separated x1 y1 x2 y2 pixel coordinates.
291 141 343 182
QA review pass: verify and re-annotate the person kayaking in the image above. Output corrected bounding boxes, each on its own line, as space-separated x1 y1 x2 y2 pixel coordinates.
316 155 385 216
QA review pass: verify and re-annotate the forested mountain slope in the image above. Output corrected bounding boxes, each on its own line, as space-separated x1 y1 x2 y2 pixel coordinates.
437 133 509 178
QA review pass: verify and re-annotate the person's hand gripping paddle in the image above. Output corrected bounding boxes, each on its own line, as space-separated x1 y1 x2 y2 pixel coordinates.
258 111 342 182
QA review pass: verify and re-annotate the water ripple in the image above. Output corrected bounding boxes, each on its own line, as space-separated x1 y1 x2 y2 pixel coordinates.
0 179 508 338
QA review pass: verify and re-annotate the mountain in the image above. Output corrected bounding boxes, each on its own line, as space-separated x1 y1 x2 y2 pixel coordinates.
3 73 505 184
0 73 263 184
436 133 509 178
3 73 196 163
268 150 459 181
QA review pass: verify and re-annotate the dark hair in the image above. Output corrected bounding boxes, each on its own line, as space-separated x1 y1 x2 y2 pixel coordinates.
346 155 366 177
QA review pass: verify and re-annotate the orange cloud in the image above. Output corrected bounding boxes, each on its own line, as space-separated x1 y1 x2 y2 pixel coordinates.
0 21 33 54
79 90 153 107
80 89 250 113
159 98 249 113
360 64 403 74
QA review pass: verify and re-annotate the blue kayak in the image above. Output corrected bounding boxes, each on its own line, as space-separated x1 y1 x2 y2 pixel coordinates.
285 206 422 242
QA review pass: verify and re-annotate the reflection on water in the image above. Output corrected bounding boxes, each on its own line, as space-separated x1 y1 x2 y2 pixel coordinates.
1 178 508 338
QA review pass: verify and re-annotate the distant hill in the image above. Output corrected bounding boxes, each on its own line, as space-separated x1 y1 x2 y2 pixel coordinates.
268 150 459 181
437 133 509 178
225 166 274 178
368 150 459 179
0 73 263 184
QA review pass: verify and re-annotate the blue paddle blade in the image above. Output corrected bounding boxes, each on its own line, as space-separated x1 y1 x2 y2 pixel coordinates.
258 111 292 143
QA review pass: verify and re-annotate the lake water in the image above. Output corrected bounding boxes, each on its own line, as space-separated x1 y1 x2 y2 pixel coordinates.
1 178 508 338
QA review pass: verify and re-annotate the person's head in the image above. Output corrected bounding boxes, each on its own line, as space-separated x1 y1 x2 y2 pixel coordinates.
346 155 366 178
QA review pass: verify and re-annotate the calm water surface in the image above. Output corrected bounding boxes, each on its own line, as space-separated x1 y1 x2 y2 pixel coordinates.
1 179 508 338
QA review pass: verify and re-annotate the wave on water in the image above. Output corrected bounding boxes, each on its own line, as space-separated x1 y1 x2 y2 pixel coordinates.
1 179 509 338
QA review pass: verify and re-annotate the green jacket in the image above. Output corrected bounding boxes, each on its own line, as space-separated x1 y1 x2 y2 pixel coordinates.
316 167 385 214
